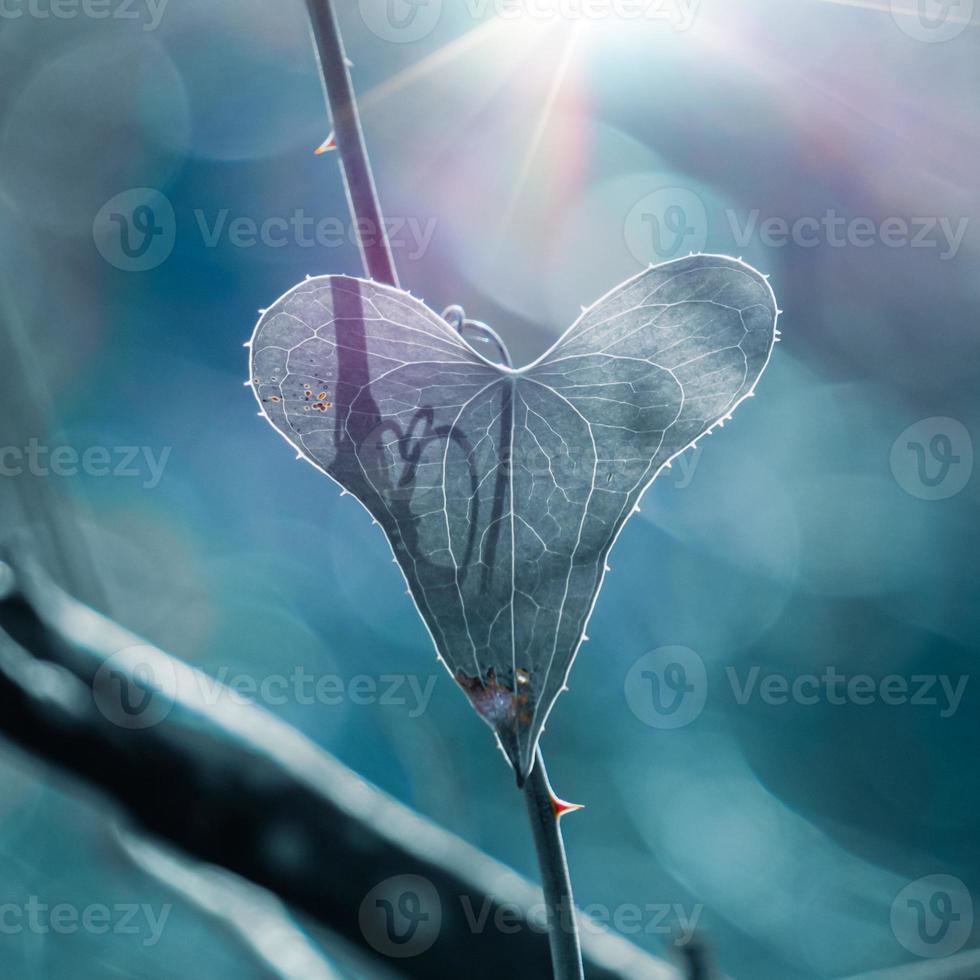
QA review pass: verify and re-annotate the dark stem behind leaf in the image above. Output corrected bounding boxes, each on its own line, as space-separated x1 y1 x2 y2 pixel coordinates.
305 0 399 287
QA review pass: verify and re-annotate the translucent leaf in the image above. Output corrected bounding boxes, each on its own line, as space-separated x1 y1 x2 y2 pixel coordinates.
249 254 779 781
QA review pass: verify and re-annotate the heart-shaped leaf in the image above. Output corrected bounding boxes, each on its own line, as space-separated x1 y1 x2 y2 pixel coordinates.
249 254 778 781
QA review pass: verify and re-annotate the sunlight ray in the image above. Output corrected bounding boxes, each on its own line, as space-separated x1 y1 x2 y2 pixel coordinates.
492 22 584 256
358 19 511 112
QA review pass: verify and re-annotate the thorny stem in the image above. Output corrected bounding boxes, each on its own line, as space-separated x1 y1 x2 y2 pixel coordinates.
303 6 582 976
305 0 399 288
524 748 585 980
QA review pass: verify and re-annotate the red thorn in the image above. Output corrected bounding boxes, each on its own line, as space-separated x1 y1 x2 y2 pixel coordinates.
549 790 584 820
314 133 337 155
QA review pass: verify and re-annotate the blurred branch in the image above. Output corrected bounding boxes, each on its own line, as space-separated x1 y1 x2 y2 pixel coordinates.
677 938 711 979
0 308 106 610
0 555 680 980
116 829 346 980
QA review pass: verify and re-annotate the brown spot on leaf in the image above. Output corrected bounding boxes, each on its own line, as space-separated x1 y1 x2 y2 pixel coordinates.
455 667 530 732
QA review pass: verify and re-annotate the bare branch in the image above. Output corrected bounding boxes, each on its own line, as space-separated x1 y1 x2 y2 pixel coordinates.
0 556 680 980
